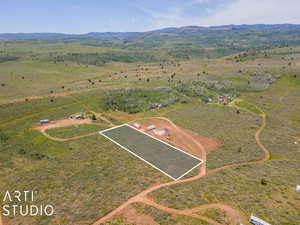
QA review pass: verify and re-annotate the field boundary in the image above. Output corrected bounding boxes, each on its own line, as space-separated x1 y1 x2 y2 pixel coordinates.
99 124 203 180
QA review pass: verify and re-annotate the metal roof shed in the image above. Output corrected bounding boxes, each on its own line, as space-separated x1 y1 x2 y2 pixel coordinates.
40 119 50 124
154 129 168 136
147 125 156 130
250 215 272 225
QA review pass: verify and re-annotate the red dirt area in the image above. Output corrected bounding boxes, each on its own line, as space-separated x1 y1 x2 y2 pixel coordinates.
119 205 159 225
33 118 93 132
128 118 223 158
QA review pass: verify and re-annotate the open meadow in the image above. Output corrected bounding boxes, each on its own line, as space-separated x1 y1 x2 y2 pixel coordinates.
0 29 300 225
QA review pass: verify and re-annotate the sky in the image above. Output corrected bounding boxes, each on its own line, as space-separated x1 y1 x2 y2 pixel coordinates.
1 0 300 33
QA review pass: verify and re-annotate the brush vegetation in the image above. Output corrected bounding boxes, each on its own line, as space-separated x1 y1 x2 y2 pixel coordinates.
0 26 300 224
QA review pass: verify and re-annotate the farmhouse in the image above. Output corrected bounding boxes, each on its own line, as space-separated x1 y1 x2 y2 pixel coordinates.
147 125 156 131
217 95 229 104
296 185 300 193
249 215 272 225
206 98 213 103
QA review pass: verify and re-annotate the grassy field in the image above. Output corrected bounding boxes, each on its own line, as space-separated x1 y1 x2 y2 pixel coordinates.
165 101 263 169
199 208 229 225
0 95 170 225
46 123 107 139
149 76 300 225
106 203 211 225
0 38 300 225
1 40 299 101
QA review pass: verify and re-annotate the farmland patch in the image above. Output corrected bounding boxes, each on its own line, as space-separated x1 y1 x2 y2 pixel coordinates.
100 124 203 180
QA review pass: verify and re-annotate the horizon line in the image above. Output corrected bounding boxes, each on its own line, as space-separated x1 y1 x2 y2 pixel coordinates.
0 23 299 35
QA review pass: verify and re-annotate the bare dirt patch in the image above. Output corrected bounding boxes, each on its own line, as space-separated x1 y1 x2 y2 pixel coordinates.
128 118 223 158
33 117 106 142
120 205 159 225
33 118 93 132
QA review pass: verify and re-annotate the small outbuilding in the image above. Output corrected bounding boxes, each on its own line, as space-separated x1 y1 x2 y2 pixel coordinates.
157 104 163 109
147 125 156 131
154 128 168 136
40 119 50 124
70 113 84 119
296 185 300 193
249 215 272 225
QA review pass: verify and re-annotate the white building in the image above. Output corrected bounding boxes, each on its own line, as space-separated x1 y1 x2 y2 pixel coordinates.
296 185 300 193
154 129 168 136
70 113 84 119
250 215 272 225
40 119 50 124
147 125 156 131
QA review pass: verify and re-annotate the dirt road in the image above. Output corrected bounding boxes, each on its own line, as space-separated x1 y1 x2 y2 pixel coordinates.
34 113 114 142
92 110 269 225
140 198 244 225
27 104 269 224
40 130 101 142
0 80 123 106
208 113 269 175
128 118 223 157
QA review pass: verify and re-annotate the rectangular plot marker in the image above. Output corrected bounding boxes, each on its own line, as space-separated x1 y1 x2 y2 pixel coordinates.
99 124 203 180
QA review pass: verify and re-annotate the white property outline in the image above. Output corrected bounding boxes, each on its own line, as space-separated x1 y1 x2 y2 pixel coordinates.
99 124 203 181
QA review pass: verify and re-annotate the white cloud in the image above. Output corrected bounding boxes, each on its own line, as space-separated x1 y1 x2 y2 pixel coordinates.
201 0 300 25
139 5 196 29
190 0 210 5
137 0 300 31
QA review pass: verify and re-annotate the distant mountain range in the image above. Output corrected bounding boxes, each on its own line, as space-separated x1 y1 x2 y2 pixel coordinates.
1 24 300 40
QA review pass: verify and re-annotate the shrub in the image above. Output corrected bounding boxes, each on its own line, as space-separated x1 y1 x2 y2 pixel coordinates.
0 130 9 142
261 179 268 185
102 88 179 113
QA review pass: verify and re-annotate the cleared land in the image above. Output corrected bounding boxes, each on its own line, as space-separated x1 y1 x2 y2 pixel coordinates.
128 118 223 157
100 124 203 180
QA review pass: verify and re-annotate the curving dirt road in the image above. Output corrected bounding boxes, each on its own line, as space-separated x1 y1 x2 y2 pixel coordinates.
35 113 114 142
40 130 101 142
0 86 102 105
208 113 269 176
140 197 244 225
0 79 123 106
92 116 209 224
30 104 269 224
92 109 269 225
